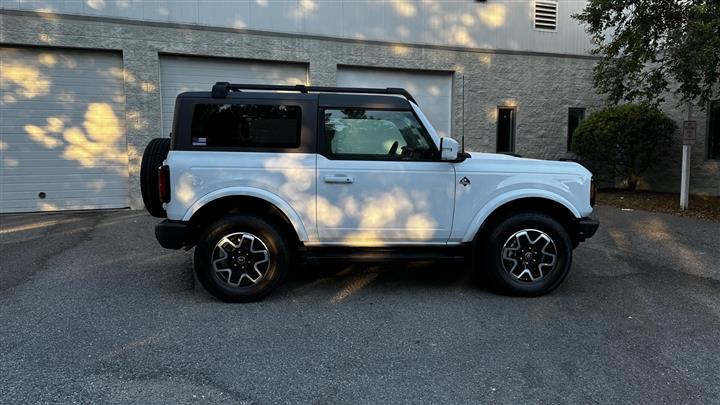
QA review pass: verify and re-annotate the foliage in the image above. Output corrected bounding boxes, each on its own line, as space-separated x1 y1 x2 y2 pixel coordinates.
571 104 677 190
574 0 720 107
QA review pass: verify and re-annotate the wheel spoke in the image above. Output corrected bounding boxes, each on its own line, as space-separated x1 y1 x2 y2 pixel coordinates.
240 266 263 284
210 231 271 288
500 228 558 283
212 245 231 271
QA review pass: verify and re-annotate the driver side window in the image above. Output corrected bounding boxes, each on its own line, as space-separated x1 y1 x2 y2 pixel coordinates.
324 109 438 160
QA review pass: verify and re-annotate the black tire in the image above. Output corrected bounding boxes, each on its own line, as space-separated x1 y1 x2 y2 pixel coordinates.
481 212 572 296
193 214 290 303
140 138 171 218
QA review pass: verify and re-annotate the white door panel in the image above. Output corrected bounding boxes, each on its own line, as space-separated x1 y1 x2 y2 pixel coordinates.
316 156 455 244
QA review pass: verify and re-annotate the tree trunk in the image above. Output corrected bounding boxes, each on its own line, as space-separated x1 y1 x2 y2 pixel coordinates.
626 175 639 191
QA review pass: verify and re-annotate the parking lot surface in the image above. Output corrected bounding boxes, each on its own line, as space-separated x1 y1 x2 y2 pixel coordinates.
1 206 719 404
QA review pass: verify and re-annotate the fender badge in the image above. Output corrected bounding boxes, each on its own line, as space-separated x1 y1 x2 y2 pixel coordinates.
460 177 471 187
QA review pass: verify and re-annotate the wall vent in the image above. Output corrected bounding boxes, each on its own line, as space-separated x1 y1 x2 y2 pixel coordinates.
534 1 558 31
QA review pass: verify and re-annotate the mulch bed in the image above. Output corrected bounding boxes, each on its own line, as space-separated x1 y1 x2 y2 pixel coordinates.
597 189 720 222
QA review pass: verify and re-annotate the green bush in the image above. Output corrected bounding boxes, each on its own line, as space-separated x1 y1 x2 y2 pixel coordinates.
571 104 677 190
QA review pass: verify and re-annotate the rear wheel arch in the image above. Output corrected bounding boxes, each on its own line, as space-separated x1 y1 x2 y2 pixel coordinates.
185 195 302 248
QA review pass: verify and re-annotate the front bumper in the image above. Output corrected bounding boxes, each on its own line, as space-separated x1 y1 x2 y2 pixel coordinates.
574 217 599 242
155 219 189 249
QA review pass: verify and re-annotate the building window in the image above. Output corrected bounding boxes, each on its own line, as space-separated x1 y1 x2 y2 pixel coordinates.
497 107 516 153
567 107 585 151
708 100 720 160
190 103 301 148
534 1 558 31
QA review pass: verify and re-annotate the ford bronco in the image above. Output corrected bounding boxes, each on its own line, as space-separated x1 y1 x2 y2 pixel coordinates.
141 82 599 302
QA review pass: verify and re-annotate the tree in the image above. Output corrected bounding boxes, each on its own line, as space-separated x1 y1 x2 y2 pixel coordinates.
572 104 677 190
574 0 720 107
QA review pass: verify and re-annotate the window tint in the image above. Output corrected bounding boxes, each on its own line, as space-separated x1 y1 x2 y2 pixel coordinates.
567 107 585 151
709 100 720 160
324 109 437 160
191 103 301 148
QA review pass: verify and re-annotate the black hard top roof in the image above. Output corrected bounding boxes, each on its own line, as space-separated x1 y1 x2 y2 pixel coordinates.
177 85 413 109
178 82 417 109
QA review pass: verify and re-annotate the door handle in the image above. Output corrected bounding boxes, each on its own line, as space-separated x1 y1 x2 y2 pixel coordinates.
323 175 354 184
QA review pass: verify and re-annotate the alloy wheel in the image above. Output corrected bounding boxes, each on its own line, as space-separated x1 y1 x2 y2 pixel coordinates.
211 232 271 288
501 229 558 282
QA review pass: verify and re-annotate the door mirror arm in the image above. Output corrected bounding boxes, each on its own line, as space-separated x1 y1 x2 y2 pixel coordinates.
450 152 470 163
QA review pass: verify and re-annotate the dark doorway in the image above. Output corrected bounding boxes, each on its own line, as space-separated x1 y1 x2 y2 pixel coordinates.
567 107 585 151
709 100 720 160
497 107 516 153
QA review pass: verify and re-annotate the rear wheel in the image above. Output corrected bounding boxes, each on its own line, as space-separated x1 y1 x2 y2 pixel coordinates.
193 214 289 302
481 212 572 296
140 138 170 218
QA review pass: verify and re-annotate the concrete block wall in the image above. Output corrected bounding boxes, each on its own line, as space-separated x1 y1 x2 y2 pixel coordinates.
1 10 717 210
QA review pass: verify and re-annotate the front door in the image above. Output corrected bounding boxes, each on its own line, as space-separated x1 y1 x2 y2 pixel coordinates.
316 108 455 244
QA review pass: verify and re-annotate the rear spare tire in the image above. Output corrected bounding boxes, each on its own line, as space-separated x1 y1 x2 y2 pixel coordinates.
140 138 170 218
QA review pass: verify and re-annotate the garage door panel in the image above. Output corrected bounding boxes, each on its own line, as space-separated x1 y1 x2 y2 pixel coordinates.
1 81 123 92
1 150 128 161
0 197 130 213
0 47 128 213
336 67 452 137
2 158 127 169
1 173 126 184
419 102 452 116
1 166 126 176
0 129 117 139
2 97 125 110
0 142 127 153
2 183 129 193
159 55 308 135
1 188 129 201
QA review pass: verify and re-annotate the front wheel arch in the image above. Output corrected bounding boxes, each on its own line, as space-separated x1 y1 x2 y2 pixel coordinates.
472 197 579 248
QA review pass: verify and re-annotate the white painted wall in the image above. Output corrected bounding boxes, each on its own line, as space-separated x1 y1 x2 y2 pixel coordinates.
1 1 593 56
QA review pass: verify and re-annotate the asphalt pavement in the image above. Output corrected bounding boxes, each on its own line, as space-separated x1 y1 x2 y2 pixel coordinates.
1 206 719 404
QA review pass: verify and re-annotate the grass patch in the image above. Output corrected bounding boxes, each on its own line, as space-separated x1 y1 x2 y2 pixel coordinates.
597 189 720 222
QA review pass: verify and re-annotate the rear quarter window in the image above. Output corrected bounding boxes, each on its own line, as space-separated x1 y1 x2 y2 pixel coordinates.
190 103 301 148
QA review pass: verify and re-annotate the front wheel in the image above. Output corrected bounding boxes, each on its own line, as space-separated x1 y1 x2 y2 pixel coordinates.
481 212 572 296
193 215 290 302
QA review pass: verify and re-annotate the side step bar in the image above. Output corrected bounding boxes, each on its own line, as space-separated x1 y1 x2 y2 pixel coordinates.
300 245 469 264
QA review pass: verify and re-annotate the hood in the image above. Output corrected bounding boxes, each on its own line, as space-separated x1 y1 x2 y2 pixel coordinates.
460 152 593 178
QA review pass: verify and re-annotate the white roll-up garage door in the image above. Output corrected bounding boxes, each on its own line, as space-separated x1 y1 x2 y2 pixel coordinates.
159 55 308 136
336 67 453 137
0 47 128 213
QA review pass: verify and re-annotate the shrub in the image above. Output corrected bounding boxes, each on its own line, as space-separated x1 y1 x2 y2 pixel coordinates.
571 104 677 190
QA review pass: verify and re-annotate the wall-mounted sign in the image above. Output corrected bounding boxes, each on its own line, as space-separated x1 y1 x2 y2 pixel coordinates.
683 121 697 145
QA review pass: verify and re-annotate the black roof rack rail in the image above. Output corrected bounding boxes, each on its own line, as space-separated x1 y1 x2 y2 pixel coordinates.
210 82 417 104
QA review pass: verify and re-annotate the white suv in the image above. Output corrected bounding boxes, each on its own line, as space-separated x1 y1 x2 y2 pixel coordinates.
141 83 599 302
